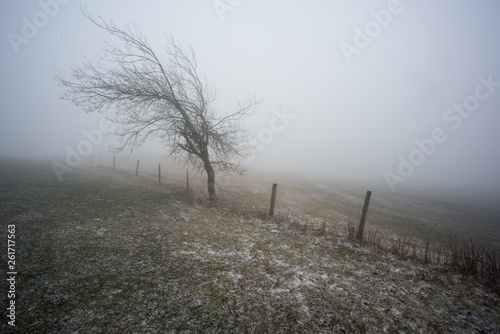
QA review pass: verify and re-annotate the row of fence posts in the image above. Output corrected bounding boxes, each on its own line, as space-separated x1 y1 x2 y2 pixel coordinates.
93 154 373 240
267 183 372 243
89 154 102 167
91 154 189 193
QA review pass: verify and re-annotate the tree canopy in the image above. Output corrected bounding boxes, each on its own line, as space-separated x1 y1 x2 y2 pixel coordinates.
55 11 260 199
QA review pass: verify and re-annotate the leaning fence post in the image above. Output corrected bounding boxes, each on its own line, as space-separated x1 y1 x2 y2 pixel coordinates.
158 164 161 184
135 160 140 176
269 183 278 216
356 190 372 242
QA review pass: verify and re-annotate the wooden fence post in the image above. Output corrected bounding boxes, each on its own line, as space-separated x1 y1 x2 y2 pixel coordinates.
135 160 140 176
158 164 161 184
356 190 372 242
269 183 278 216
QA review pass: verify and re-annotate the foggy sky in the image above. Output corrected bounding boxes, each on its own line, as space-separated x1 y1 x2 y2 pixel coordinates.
1 0 500 199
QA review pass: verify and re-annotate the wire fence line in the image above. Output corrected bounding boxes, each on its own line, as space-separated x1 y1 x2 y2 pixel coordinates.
79 152 499 291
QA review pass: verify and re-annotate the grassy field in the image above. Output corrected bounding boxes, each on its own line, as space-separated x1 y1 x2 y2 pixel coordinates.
1 159 500 333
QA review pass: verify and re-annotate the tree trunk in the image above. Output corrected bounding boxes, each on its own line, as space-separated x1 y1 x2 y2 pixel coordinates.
204 161 217 200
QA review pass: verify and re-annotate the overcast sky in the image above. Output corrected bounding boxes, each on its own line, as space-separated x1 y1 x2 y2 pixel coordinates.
1 0 500 199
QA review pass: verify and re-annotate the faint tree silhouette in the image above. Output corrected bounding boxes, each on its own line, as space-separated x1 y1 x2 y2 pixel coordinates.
56 10 260 200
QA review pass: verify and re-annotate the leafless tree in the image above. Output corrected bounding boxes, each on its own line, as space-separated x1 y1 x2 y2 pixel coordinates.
55 11 260 200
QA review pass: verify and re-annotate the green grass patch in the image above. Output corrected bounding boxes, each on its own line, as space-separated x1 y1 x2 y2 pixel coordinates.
1 160 499 332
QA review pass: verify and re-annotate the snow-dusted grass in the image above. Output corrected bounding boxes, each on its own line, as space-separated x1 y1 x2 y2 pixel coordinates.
1 160 499 333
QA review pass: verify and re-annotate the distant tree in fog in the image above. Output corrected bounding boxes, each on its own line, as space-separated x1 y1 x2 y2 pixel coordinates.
55 10 260 200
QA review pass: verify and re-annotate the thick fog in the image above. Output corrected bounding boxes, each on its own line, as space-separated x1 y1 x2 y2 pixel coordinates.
1 0 500 201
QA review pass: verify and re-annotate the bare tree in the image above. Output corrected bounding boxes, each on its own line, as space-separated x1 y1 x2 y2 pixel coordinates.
55 11 260 200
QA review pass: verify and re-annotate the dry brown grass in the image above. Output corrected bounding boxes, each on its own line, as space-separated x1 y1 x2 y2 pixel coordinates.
1 160 500 333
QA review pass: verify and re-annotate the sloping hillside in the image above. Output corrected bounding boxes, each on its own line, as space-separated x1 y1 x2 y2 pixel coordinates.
1 160 499 333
